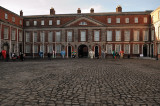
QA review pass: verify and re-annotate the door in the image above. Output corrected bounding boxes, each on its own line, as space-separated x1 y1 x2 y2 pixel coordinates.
95 46 99 57
68 46 71 58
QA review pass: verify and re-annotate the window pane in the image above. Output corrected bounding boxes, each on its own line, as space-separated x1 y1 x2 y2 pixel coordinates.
133 44 139 54
116 18 120 23
116 31 121 41
108 18 111 23
49 20 52 25
151 30 154 41
56 32 61 42
80 31 86 41
25 45 31 53
144 17 147 23
135 17 138 23
57 20 60 25
34 32 38 42
40 32 45 42
143 30 148 41
40 45 46 53
124 30 130 41
134 30 139 41
34 45 38 53
12 29 16 40
94 30 100 41
106 44 112 54
115 44 121 53
67 31 72 42
26 32 30 42
34 21 37 26
4 27 9 39
26 21 30 26
48 45 53 53
107 31 112 41
125 18 129 23
41 20 44 25
124 44 130 54
56 44 61 53
48 32 53 42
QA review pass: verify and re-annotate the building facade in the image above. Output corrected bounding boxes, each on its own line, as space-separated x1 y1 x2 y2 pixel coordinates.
0 6 23 58
1 6 160 58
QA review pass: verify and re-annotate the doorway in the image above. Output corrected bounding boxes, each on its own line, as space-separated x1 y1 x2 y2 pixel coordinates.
68 46 72 58
143 44 147 57
95 46 99 57
78 45 88 58
151 44 154 57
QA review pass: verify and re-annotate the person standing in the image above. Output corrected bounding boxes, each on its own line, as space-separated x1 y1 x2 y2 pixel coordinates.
6 52 9 62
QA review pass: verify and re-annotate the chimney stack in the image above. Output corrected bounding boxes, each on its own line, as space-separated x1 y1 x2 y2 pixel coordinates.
90 8 94 13
20 10 23 16
116 5 122 12
77 8 81 14
50 7 55 15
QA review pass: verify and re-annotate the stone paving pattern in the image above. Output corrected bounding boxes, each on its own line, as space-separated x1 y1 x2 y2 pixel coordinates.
0 58 160 106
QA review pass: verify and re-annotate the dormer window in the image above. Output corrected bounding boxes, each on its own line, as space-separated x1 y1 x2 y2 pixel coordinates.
79 22 87 25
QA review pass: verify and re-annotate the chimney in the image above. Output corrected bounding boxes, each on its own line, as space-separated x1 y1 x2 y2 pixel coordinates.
77 8 81 14
20 10 23 16
116 5 122 12
90 8 94 13
50 7 55 15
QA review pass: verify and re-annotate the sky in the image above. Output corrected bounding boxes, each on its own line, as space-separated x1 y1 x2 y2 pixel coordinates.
0 0 160 16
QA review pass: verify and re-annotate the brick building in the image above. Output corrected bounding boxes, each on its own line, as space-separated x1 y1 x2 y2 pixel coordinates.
1 5 160 59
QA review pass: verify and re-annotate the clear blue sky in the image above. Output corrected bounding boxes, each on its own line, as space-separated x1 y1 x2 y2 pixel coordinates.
0 0 160 15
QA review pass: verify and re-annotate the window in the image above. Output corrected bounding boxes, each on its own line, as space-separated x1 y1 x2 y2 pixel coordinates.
124 44 130 54
55 31 61 42
34 32 38 42
48 32 53 42
5 13 8 19
34 21 37 26
34 45 38 53
116 18 120 23
26 21 30 26
94 30 100 41
151 30 154 41
116 30 121 41
20 20 22 25
40 45 46 53
115 44 121 53
107 30 112 41
4 27 9 39
158 44 160 54
25 45 31 53
12 17 15 22
79 22 87 25
133 44 139 54
57 20 60 25
143 30 148 41
48 45 53 53
107 18 111 23
11 29 16 40
106 44 112 54
144 17 147 23
125 18 129 23
56 44 61 53
124 30 130 41
80 30 86 41
134 30 139 41
41 20 44 25
19 31 22 41
49 20 52 25
135 17 138 23
40 32 45 42
67 31 72 42
26 32 30 42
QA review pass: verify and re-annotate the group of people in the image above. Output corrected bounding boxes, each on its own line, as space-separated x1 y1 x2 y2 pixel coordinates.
112 50 124 59
0 50 25 62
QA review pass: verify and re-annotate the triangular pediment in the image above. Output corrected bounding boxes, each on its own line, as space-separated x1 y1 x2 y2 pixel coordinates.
65 16 105 27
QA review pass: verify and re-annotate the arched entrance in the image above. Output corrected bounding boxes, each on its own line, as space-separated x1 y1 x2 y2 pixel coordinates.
95 46 99 57
68 46 72 58
143 44 147 57
78 45 88 58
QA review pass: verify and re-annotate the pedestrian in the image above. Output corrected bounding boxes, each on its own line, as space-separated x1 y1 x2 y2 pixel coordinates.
112 50 116 59
6 52 9 62
20 53 24 61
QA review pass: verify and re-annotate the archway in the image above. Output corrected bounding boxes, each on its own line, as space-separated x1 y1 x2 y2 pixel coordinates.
68 46 72 58
95 46 99 57
143 44 147 57
78 45 88 58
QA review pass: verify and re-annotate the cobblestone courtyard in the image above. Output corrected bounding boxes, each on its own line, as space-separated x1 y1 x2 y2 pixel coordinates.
0 59 160 106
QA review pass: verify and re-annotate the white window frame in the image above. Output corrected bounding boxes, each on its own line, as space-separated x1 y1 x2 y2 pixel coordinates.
48 32 53 42
144 17 147 23
80 30 86 42
40 32 45 42
115 44 121 53
116 18 120 23
49 20 52 25
106 44 112 54
5 13 8 19
26 32 30 42
134 30 139 41
151 29 154 41
107 18 111 24
124 44 130 54
116 30 121 41
41 20 44 25
4 27 9 39
124 30 130 41
57 20 60 25
67 31 72 42
107 30 112 41
56 44 61 53
11 29 16 40
19 31 22 41
125 18 129 23
133 44 139 54
34 32 38 42
25 45 31 53
135 17 138 23
34 21 37 26
143 30 148 41
26 21 30 26
34 45 38 53
55 31 61 42
94 30 100 41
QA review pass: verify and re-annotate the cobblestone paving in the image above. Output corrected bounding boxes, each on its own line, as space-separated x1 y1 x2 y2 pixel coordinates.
0 58 160 106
